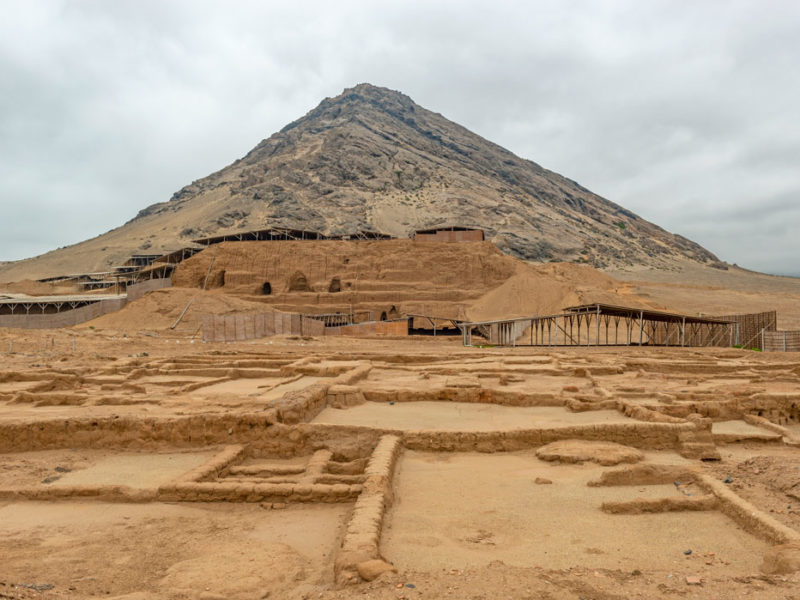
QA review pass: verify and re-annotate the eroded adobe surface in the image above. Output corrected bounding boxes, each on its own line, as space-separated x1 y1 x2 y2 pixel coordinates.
1 334 799 598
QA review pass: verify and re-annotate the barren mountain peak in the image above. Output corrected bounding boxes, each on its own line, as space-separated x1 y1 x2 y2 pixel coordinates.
0 83 721 281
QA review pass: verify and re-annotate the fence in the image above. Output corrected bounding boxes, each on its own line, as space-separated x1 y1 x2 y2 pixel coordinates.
0 298 127 330
763 331 800 352
714 311 777 350
0 279 174 330
461 304 735 348
201 312 325 342
126 277 172 301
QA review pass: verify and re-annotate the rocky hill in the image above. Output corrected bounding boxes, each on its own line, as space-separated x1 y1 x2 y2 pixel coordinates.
0 83 721 281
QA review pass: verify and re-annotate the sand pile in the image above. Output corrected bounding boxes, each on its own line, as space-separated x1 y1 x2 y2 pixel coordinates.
467 262 656 321
0 279 77 296
536 440 644 466
84 288 273 332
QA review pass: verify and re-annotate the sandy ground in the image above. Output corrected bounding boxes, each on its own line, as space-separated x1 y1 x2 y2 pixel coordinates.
712 420 782 439
384 450 766 572
608 261 800 329
702 444 800 532
0 502 348 600
0 332 799 599
314 402 632 430
0 449 214 489
192 375 322 401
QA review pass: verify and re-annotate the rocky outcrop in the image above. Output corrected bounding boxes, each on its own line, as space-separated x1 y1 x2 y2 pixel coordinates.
0 83 721 280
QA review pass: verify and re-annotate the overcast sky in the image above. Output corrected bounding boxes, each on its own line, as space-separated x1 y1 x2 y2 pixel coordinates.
1 1 799 275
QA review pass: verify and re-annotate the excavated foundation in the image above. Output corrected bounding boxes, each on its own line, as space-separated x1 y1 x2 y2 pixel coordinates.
2 346 800 596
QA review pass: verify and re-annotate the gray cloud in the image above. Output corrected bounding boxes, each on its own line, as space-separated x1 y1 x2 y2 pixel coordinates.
1 0 799 275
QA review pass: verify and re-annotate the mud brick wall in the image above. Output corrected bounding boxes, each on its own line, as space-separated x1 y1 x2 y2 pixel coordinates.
763 331 800 352
201 312 325 342
325 320 408 337
335 435 402 582
414 229 484 242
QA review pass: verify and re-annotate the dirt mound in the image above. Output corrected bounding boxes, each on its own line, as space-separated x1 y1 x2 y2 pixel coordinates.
84 287 273 332
0 279 76 296
535 440 644 466
168 240 667 322
172 240 519 319
761 541 800 574
467 262 655 321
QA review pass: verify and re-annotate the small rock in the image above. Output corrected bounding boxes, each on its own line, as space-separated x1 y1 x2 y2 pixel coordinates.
761 541 800 574
54 466 71 473
685 575 702 585
534 477 553 485
684 549 692 556
41 476 60 484
22 584 54 592
723 475 732 484
356 559 396 581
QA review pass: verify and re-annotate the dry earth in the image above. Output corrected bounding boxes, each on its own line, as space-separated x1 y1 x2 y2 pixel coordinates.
0 328 799 599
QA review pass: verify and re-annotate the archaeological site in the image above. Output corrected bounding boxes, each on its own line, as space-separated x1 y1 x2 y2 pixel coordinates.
2 84 800 599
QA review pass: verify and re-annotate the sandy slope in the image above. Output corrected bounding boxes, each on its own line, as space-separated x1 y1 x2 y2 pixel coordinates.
608 261 800 328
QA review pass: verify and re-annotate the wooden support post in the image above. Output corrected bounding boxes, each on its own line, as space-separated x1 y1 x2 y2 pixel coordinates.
596 305 600 346
639 311 644 346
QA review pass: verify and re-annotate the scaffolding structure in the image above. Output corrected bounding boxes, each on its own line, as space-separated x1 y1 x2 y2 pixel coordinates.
301 311 374 327
407 314 464 336
459 303 735 348
0 294 124 316
192 228 393 246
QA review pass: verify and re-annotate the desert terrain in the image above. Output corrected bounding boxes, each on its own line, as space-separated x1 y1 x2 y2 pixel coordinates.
0 79 799 598
1 301 800 599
